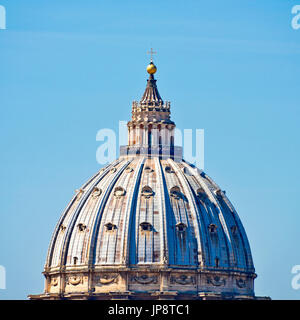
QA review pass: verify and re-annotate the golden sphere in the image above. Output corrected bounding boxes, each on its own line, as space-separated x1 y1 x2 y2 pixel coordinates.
147 62 157 74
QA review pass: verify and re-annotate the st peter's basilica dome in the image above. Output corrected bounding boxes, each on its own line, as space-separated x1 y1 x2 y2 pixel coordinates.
29 60 262 300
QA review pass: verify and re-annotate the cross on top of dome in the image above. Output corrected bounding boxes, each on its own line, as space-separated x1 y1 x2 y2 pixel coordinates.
147 47 157 62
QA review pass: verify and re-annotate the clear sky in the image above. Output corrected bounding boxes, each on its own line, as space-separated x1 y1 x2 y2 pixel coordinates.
1 0 300 299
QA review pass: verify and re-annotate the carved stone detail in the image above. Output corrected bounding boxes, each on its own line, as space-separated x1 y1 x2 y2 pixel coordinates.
236 278 247 288
67 275 83 286
170 274 195 285
207 276 226 287
131 274 158 284
51 277 58 286
95 274 119 285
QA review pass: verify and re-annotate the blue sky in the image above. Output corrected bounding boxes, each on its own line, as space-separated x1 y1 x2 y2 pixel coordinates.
0 0 300 299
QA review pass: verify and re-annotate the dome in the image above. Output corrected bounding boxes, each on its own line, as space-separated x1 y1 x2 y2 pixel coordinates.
30 58 259 300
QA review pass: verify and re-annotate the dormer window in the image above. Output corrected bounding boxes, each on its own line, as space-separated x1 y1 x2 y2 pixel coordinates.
196 188 206 200
92 187 101 198
231 225 237 235
176 222 187 233
208 223 217 234
141 186 154 198
182 167 192 176
77 223 86 232
215 189 223 197
144 166 153 173
114 186 126 198
165 166 174 173
170 186 181 199
105 222 117 231
140 222 152 232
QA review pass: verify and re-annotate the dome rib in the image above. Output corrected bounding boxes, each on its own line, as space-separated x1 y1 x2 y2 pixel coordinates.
120 158 144 266
154 157 169 265
168 159 202 267
127 158 146 265
169 160 207 268
87 160 131 266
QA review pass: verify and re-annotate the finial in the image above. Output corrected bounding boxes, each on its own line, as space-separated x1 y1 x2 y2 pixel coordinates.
147 61 157 74
146 48 157 74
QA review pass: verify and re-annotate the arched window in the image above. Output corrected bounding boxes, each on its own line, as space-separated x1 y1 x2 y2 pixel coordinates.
148 130 152 146
170 135 174 147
